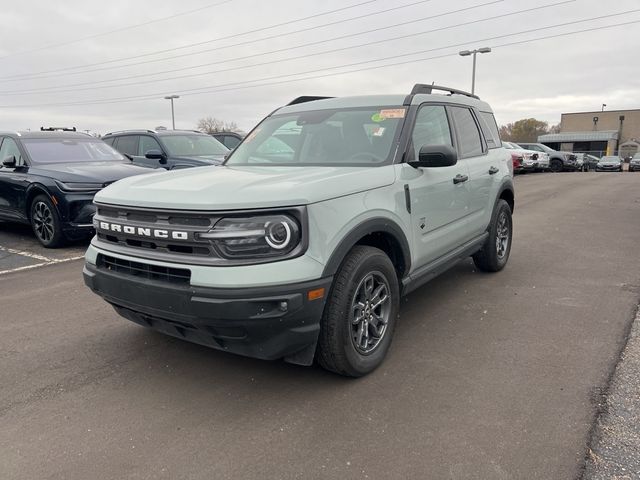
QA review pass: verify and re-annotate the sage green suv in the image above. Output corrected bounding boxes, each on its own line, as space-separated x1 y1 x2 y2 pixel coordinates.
83 85 514 377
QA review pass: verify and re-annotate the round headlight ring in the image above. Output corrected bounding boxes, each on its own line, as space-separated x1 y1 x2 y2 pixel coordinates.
265 221 292 250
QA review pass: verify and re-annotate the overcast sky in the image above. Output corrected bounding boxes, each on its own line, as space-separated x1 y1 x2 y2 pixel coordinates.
0 0 638 134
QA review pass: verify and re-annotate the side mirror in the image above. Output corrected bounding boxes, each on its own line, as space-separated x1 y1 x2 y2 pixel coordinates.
409 145 458 168
145 149 166 164
2 155 17 168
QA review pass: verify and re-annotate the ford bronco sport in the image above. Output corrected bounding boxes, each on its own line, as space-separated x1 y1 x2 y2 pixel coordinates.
83 84 514 377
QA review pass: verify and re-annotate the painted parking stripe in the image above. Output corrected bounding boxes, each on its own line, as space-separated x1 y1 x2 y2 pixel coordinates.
0 253 85 276
0 245 54 262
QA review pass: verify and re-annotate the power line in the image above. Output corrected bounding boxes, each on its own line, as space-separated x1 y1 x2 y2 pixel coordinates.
1 16 637 108
0 0 381 80
0 0 507 95
0 0 236 60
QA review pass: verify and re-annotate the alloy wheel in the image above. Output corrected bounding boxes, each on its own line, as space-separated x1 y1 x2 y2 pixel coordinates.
496 211 510 259
350 271 391 354
33 201 54 243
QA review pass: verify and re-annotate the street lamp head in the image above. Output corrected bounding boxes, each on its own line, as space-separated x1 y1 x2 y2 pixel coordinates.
164 95 180 100
459 50 472 56
478 47 492 54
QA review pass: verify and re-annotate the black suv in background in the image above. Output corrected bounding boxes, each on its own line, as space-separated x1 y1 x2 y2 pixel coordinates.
211 131 245 149
103 129 229 169
0 131 151 247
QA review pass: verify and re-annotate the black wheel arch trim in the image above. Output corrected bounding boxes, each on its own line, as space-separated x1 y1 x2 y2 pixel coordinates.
321 217 411 279
496 179 515 213
25 183 59 220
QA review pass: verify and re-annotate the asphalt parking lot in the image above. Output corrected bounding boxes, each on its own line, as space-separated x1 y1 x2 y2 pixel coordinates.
1 172 639 480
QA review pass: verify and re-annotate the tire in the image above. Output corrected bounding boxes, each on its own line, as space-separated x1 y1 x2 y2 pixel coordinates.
472 199 512 273
30 194 65 248
317 245 400 377
550 159 563 172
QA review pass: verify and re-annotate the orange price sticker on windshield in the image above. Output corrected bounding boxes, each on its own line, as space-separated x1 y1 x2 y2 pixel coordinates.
379 108 406 119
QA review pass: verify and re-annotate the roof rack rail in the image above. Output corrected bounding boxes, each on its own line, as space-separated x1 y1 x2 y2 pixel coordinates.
40 126 77 132
103 129 156 136
286 96 334 106
403 84 479 105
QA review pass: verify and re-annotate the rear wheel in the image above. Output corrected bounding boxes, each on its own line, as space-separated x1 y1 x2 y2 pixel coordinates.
317 246 399 377
30 195 65 248
473 199 512 273
550 159 563 172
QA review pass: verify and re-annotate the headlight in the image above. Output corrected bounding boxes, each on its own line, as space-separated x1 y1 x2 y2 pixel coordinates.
55 181 104 192
199 214 301 259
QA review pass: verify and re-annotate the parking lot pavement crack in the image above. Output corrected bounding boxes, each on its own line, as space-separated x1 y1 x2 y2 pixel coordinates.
581 303 640 480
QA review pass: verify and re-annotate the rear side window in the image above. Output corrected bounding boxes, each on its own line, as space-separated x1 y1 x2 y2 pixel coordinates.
102 137 115 146
450 106 484 158
478 111 501 149
114 135 139 156
221 135 241 149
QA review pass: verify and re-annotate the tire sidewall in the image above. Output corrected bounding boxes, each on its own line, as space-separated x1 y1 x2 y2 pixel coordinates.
488 200 512 270
30 194 63 247
337 251 400 376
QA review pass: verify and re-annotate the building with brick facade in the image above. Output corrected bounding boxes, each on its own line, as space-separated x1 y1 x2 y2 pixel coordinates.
538 109 640 158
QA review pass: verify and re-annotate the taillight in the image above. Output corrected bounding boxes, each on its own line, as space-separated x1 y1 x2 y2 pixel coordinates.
511 153 523 168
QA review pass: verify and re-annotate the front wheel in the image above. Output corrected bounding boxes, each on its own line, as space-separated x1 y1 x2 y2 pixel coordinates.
473 199 512 272
550 159 563 172
317 246 400 377
30 195 65 248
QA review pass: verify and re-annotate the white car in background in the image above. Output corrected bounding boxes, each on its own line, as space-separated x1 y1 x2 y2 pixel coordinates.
503 142 550 172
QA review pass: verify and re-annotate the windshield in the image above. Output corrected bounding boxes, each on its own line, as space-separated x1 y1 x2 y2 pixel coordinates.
600 156 620 162
22 138 125 164
161 135 228 156
502 142 515 149
226 107 405 167
633 153 640 159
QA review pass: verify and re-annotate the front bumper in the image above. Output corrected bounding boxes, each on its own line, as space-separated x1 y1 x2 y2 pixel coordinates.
83 259 332 365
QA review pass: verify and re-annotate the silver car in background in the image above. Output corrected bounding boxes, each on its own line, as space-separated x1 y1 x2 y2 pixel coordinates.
596 156 623 172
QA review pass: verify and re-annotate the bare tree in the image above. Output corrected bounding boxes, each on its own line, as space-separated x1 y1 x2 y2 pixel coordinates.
197 116 240 133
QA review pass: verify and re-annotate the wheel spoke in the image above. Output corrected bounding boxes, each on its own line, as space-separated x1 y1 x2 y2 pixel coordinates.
350 271 392 354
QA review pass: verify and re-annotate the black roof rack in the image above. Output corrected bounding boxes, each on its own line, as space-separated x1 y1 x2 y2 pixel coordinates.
286 96 334 106
40 126 77 132
403 84 479 105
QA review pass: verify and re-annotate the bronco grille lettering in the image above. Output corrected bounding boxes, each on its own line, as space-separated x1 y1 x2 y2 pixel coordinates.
98 221 189 240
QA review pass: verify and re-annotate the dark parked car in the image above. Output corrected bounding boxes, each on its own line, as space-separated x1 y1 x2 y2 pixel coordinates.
103 129 229 170
583 154 600 171
0 131 151 247
629 153 640 172
211 131 245 150
595 156 623 172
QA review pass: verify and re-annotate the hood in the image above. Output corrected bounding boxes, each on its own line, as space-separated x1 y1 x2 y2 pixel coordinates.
30 161 153 183
95 165 396 210
598 160 621 165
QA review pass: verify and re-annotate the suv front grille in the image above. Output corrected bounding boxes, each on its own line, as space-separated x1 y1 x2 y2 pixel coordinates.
95 205 218 258
97 254 190 284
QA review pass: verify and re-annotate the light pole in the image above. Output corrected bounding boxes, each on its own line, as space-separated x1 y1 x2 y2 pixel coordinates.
601 103 606 112
459 47 491 95
164 95 180 129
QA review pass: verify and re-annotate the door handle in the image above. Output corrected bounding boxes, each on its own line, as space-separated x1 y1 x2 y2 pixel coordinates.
489 166 499 175
453 174 469 184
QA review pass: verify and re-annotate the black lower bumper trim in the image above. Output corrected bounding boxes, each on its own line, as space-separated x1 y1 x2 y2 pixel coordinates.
83 262 332 365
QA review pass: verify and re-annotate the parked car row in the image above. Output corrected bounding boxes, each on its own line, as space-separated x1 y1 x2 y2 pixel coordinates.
0 127 248 247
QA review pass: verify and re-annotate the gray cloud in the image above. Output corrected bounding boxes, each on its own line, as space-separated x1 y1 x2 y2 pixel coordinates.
0 0 638 134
